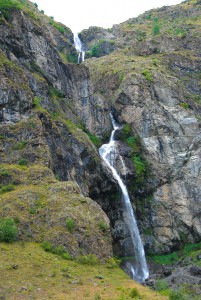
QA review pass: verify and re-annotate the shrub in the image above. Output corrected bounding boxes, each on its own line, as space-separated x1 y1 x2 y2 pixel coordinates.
99 220 108 232
180 102 189 109
41 9 44 14
142 69 153 81
106 257 120 268
41 242 71 259
152 58 158 66
18 158 28 166
78 254 99 265
132 155 146 176
33 96 42 108
130 287 140 298
153 23 160 35
169 290 187 300
122 124 132 137
41 241 53 252
125 137 139 152
155 279 168 291
66 218 74 232
0 218 17 242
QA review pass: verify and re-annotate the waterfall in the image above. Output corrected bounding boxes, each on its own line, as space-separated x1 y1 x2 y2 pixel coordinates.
73 33 85 63
99 113 149 283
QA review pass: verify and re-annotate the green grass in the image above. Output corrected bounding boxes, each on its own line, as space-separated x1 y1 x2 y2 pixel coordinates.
149 241 201 265
0 242 168 300
85 132 102 147
0 184 15 194
49 19 65 34
0 0 22 20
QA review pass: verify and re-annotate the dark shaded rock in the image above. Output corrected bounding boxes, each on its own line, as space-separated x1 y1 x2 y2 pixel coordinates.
163 270 172 277
189 266 201 277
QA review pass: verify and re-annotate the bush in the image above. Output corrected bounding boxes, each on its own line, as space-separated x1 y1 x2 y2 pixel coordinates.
169 290 187 300
142 69 153 81
41 242 71 259
34 2 38 8
106 257 120 268
155 279 168 291
153 23 160 35
180 102 189 109
130 287 140 298
66 218 74 232
122 124 132 137
33 96 42 108
152 58 158 66
78 254 99 265
132 155 146 176
99 220 108 232
18 158 28 166
41 241 53 252
0 218 17 242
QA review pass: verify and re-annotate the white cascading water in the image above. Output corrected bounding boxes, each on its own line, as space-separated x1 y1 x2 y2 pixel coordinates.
99 113 149 283
73 33 85 63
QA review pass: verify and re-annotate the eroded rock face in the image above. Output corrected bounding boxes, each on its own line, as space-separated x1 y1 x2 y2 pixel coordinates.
84 0 201 253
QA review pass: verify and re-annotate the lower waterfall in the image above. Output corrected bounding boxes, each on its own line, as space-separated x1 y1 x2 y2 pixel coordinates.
99 114 149 283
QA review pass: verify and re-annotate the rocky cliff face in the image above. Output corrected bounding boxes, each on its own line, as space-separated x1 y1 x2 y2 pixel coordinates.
0 0 201 260
82 0 201 253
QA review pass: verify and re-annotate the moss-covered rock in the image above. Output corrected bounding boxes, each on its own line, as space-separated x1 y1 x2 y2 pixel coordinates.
0 165 112 259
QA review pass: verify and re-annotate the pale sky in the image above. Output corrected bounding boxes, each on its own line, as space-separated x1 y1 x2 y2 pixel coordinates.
30 0 183 33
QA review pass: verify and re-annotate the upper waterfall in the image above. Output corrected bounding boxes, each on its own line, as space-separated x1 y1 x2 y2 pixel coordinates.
99 113 149 283
73 33 85 64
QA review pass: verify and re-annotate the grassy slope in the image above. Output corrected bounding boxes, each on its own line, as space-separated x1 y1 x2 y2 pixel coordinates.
0 242 168 300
